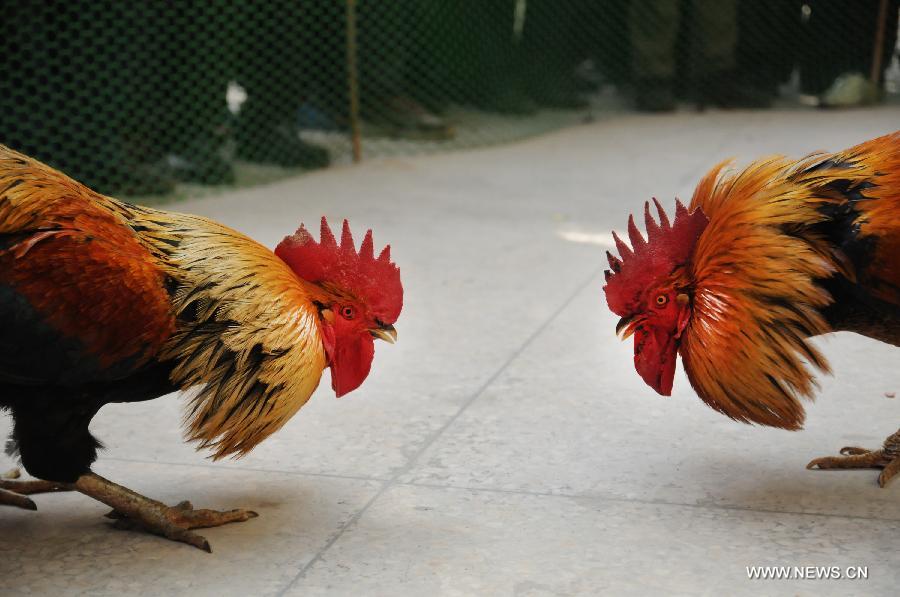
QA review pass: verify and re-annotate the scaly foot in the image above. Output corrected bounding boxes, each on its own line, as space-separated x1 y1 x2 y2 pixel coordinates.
807 429 900 487
0 468 70 509
74 473 257 552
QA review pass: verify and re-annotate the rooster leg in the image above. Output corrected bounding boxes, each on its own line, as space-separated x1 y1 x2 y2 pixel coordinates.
72 472 258 552
806 428 900 487
0 468 70 509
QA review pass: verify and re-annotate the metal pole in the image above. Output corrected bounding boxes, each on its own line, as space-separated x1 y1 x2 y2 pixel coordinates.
346 0 362 163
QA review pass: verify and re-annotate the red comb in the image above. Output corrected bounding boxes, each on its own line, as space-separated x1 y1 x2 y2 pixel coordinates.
276 217 403 323
603 199 708 316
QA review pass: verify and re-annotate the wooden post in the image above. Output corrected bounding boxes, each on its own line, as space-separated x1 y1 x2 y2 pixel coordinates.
346 0 362 163
869 0 889 86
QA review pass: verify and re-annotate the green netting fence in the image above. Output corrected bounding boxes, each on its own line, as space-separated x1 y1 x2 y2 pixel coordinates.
1 1 898 199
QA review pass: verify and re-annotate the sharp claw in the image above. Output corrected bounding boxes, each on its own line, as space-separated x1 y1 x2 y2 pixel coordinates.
840 446 870 456
12 494 38 510
0 487 37 510
877 458 900 488
174 528 212 553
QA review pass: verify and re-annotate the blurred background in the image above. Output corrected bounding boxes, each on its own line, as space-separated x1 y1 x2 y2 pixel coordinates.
1 0 898 200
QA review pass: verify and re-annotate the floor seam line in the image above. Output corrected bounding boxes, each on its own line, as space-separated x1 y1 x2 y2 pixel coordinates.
277 266 603 593
397 480 900 523
99 457 384 483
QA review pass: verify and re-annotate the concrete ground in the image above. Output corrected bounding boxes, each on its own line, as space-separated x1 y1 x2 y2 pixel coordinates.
3 107 900 596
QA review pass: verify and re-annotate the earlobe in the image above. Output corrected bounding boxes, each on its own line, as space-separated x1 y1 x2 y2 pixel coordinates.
674 298 692 339
319 319 336 363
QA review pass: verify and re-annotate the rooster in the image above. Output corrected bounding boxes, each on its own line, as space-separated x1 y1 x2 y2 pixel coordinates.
603 131 900 486
0 144 402 550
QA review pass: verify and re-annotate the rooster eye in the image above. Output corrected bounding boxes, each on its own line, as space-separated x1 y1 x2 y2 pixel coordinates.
340 306 355 319
655 294 668 306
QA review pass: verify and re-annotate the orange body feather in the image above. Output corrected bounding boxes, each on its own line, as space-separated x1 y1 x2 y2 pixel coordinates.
683 131 900 428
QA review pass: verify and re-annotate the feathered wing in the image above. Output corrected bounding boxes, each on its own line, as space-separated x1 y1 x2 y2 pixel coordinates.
0 143 329 458
155 216 327 459
682 157 840 429
819 131 900 307
0 145 175 386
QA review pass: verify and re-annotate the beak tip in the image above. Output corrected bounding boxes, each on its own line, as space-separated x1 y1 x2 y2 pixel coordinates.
370 325 398 344
615 315 635 339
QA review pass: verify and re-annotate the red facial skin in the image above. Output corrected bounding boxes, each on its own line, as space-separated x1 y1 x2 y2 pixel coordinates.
603 200 708 397
320 301 378 398
276 218 403 399
628 288 692 396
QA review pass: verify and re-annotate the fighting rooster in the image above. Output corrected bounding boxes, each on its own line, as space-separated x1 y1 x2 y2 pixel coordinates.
0 144 402 550
603 131 900 486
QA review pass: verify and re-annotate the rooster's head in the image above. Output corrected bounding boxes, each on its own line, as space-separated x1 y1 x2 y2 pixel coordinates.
276 217 403 397
603 199 708 395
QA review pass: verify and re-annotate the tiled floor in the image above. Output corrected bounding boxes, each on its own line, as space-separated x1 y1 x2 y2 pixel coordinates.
3 107 900 596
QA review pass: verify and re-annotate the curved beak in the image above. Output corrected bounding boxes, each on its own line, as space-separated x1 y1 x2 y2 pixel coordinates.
615 315 640 340
370 324 398 344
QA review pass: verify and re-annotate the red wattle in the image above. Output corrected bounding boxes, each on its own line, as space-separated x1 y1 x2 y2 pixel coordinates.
634 326 678 396
330 333 375 398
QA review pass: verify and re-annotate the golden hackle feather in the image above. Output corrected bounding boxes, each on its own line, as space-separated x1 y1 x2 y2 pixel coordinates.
155 216 327 458
683 157 840 429
683 132 899 428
